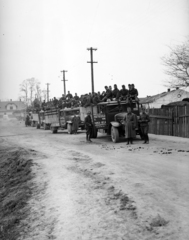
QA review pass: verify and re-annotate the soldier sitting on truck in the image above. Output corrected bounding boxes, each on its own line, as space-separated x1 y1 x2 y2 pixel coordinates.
119 85 129 101
53 97 59 107
84 93 93 107
102 86 112 102
129 84 139 102
92 92 101 105
74 93 80 101
97 91 103 101
60 94 66 101
41 100 46 110
66 91 73 99
112 84 120 100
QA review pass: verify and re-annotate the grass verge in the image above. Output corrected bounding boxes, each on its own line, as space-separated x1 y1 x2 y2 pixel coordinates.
0 147 35 240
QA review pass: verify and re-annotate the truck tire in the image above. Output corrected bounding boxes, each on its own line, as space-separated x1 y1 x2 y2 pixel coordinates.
67 124 73 134
36 123 40 129
91 126 98 138
51 127 58 134
111 126 119 143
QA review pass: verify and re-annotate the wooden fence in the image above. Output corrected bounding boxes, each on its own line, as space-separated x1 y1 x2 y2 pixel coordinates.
148 105 189 138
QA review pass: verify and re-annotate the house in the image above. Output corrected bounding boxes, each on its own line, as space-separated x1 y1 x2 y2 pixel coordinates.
140 88 189 109
0 99 26 119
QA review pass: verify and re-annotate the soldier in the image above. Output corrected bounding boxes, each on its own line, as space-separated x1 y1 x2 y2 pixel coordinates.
123 107 137 145
84 93 92 107
53 97 58 107
92 93 100 105
129 84 139 101
60 94 66 101
138 108 150 144
97 91 103 101
72 114 79 134
102 86 112 102
119 85 129 101
74 93 80 101
81 94 88 107
41 100 46 110
66 91 73 99
112 84 120 100
85 111 93 142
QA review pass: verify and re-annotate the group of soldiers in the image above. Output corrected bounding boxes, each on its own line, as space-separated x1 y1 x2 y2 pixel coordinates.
41 83 139 110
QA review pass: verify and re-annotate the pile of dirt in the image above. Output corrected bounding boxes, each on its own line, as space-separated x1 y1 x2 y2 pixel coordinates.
0 147 35 240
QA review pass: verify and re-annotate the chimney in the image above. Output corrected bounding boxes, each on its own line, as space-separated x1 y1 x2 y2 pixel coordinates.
167 89 170 92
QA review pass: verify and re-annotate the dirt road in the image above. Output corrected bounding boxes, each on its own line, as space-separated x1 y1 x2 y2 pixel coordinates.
0 119 189 240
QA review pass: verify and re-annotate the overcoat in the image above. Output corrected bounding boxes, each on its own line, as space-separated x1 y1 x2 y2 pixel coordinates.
123 112 136 138
72 116 79 133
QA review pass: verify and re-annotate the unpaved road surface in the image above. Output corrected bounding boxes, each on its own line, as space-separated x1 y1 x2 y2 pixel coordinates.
0 119 189 240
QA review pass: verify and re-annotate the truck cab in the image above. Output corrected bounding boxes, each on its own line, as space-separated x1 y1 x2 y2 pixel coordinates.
91 100 142 142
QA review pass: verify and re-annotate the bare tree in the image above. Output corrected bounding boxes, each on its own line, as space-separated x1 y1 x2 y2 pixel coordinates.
41 89 47 101
19 79 30 105
20 78 41 105
162 39 189 88
28 78 36 104
35 82 41 100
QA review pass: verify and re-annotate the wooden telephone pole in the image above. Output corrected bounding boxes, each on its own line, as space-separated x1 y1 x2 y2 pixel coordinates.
60 70 68 95
46 83 50 101
87 48 97 93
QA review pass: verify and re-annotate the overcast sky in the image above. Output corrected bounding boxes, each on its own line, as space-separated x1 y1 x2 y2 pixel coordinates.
0 0 189 101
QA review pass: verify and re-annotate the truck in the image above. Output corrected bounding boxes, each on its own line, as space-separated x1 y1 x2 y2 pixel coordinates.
36 110 51 130
87 100 143 142
45 107 85 134
31 112 39 127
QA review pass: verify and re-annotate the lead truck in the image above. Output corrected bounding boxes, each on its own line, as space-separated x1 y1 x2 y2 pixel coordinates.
45 107 85 134
86 100 142 142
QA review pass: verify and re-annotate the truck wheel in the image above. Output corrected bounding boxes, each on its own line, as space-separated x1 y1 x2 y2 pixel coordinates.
51 127 57 134
111 126 119 143
36 123 40 129
67 124 73 134
44 123 48 130
91 127 98 138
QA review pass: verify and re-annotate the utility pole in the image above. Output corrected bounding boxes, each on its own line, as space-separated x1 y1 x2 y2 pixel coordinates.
46 83 50 101
60 70 68 95
87 47 97 93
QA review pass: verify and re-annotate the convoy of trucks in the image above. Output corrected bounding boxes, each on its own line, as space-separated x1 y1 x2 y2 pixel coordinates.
26 101 143 142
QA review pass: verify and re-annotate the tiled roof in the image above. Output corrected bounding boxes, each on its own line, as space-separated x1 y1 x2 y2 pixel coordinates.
0 101 26 110
140 89 189 104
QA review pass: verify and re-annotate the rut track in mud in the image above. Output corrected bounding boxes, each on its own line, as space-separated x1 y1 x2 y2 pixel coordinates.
1 121 189 239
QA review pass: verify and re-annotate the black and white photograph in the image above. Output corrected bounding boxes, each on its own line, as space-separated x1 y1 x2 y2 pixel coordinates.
0 0 189 239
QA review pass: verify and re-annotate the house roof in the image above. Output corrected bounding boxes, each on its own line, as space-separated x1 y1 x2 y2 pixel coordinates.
162 101 189 107
0 101 26 110
139 89 189 104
